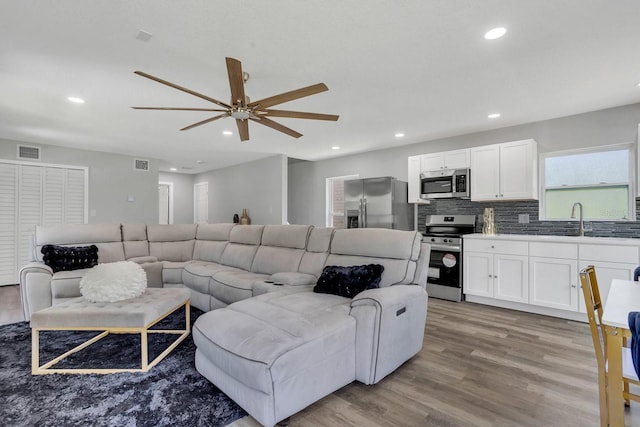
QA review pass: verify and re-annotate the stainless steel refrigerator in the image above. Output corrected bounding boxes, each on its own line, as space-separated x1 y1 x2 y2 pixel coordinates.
344 177 413 230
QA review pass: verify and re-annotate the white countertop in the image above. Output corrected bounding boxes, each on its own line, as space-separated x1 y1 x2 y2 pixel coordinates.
463 233 640 246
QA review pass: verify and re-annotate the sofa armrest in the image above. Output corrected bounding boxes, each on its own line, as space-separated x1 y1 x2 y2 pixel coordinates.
270 272 317 286
350 284 427 384
19 262 54 321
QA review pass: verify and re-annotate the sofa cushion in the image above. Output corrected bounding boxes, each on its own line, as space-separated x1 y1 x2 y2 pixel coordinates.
298 227 334 277
313 264 384 298
209 270 270 305
183 262 240 294
121 223 148 241
41 245 98 273
330 229 421 261
229 224 264 245
195 223 235 241
261 224 310 249
51 269 94 299
192 292 354 394
35 224 125 263
147 224 197 262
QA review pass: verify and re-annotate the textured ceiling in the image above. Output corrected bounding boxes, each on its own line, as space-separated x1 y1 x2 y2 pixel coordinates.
1 1 639 173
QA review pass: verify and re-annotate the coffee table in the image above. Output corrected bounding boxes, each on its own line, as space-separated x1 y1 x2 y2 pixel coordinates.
30 287 191 375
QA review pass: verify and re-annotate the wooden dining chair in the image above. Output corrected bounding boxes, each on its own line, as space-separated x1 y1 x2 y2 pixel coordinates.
579 265 640 427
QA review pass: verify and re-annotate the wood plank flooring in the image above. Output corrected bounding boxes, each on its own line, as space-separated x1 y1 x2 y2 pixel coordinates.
2 285 638 426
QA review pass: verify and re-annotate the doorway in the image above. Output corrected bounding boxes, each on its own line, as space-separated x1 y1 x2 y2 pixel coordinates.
194 181 208 223
158 182 173 224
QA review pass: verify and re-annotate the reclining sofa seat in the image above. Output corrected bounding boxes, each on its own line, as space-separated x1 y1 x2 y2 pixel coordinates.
192 228 429 427
20 223 126 317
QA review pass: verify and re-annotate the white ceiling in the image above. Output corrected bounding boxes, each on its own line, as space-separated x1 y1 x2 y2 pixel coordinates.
1 1 639 174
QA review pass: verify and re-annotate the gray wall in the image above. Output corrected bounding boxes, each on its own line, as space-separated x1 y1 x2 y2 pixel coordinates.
0 138 159 224
159 172 194 224
289 103 640 227
195 154 287 225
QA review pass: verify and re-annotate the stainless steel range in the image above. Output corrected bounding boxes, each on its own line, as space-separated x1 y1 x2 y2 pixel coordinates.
422 214 476 302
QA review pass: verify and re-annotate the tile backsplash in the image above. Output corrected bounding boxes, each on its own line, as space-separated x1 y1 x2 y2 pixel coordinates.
416 198 640 238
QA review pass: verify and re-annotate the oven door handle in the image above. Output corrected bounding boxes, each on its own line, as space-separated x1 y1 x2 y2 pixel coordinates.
428 244 461 252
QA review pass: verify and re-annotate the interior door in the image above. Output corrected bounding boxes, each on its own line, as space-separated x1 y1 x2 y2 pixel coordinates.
158 183 171 224
194 182 208 224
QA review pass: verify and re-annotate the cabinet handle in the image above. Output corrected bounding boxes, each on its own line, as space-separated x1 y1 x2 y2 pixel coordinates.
489 274 493 278
491 245 494 249
571 284 577 288
495 194 499 198
500 194 504 197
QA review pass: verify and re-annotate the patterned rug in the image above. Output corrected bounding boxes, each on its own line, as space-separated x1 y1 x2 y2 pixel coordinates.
0 307 246 426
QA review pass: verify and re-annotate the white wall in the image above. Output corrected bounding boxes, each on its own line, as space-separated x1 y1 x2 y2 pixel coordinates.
194 154 287 225
0 139 160 224
158 172 194 224
289 103 640 226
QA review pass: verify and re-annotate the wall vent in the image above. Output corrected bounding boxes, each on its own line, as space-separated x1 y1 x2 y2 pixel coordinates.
134 159 150 171
17 145 41 161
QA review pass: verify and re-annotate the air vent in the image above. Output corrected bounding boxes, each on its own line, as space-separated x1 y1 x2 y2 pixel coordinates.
134 159 150 171
17 145 41 161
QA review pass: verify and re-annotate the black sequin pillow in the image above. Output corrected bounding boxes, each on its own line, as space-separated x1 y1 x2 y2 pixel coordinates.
313 264 384 299
41 244 99 273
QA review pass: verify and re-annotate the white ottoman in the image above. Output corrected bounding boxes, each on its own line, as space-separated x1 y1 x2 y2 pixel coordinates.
30 287 191 375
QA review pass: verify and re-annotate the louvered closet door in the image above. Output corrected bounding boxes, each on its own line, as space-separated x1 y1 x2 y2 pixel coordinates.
18 165 43 277
0 162 87 286
0 164 18 284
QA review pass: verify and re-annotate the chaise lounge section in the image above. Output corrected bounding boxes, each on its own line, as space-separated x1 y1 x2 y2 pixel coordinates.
192 228 429 426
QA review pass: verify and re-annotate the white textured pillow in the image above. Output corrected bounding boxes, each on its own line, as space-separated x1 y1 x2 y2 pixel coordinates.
80 261 147 303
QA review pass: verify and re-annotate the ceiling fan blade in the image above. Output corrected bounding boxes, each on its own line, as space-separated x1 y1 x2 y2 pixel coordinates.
248 83 329 109
261 109 339 121
226 57 246 107
134 71 231 109
180 113 229 131
250 116 303 138
236 119 250 141
132 107 228 112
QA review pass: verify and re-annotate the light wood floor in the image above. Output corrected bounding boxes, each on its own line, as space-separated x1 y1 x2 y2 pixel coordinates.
3 285 638 426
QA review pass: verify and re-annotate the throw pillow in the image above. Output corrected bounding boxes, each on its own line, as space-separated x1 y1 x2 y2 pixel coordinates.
80 261 147 303
313 264 384 299
41 244 99 273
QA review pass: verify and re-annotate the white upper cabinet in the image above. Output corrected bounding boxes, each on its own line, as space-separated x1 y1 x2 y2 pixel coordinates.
470 139 537 201
407 155 425 204
421 149 470 171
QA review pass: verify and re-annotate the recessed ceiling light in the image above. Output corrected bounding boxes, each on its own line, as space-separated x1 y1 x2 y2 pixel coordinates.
169 167 177 171
488 113 501 119
484 27 507 40
67 96 85 104
223 130 233 136
331 146 340 150
395 133 405 138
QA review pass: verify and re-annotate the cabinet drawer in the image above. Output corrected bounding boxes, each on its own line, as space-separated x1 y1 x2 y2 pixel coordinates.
464 239 528 255
529 242 577 259
579 244 639 264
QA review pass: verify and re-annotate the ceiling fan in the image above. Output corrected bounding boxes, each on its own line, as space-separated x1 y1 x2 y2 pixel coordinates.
132 57 339 141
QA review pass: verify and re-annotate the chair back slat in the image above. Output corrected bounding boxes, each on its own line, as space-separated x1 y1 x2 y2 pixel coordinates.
579 266 607 373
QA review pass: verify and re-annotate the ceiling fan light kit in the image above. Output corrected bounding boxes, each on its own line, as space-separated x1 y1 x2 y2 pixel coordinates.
132 57 338 141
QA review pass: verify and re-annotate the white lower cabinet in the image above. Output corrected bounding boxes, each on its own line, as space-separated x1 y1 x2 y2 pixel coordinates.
464 235 640 321
529 257 579 311
463 239 528 303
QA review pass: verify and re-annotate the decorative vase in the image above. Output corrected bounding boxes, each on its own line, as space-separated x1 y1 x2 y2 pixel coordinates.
239 208 251 225
482 208 496 235
233 213 239 224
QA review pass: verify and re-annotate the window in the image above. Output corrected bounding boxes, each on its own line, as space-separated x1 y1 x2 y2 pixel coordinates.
326 175 358 227
540 144 635 220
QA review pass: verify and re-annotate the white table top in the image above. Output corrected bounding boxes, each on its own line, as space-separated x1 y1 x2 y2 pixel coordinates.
602 279 640 329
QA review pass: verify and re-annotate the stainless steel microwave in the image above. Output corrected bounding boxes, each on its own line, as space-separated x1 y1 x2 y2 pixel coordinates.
420 168 470 199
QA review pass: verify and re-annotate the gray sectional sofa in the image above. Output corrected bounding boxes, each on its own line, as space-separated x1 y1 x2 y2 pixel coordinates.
19 222 431 427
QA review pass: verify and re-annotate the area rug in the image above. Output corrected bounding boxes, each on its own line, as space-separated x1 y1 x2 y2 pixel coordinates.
0 307 247 426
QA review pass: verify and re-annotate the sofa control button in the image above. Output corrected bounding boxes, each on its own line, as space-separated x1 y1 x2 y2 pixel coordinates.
396 306 406 316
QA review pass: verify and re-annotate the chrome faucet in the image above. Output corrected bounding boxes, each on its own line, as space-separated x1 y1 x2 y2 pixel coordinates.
570 202 587 236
